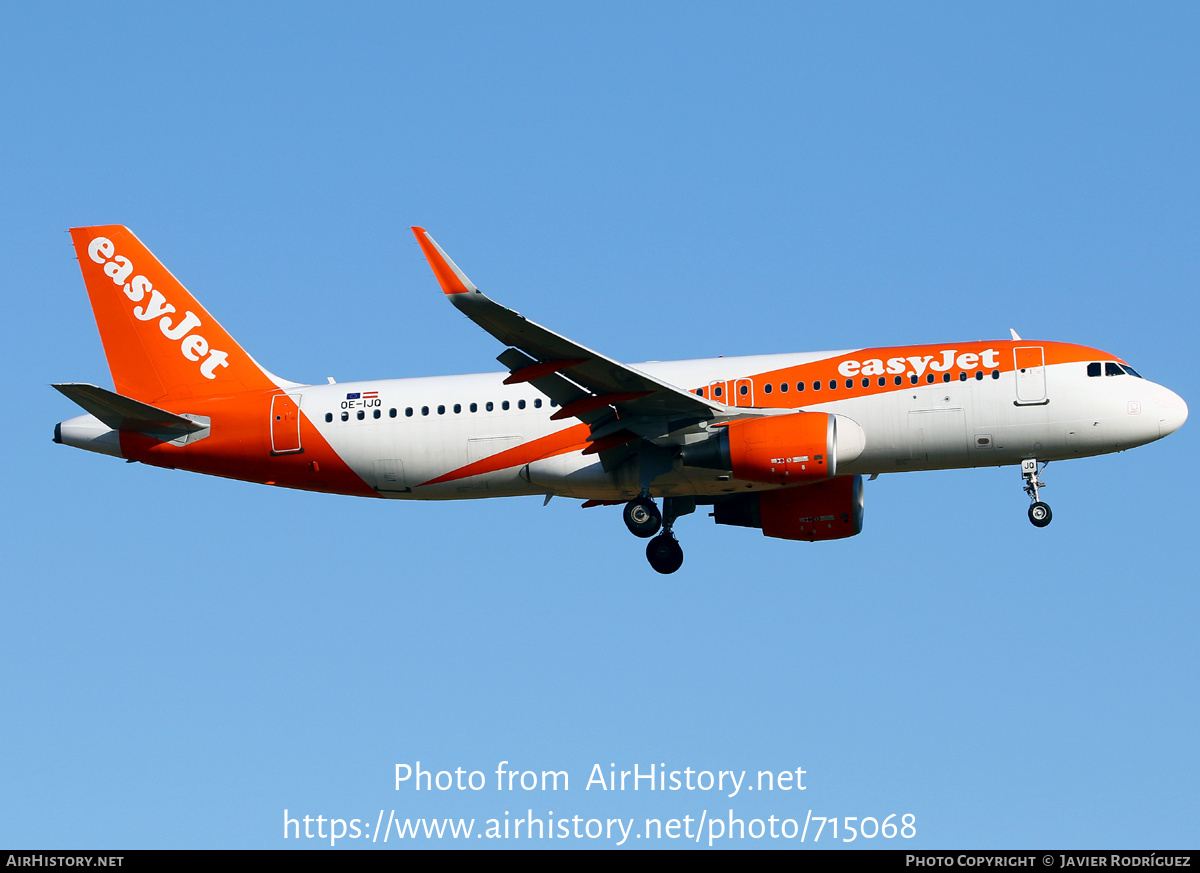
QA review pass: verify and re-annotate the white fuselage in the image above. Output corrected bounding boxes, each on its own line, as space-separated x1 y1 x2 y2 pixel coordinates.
290 350 1185 501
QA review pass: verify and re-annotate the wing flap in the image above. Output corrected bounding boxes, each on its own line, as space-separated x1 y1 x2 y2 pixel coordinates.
494 348 600 420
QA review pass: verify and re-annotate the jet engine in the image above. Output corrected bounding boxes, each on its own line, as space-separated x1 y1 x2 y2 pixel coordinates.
682 412 866 484
712 475 865 541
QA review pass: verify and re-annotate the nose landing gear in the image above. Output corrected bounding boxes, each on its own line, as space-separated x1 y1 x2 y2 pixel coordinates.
624 495 695 574
1022 459 1052 528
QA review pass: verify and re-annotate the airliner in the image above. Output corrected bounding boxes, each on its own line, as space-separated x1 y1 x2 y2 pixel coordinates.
54 225 1188 573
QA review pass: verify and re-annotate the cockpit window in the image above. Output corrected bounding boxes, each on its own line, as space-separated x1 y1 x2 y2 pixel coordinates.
1121 364 1143 378
1105 362 1124 376
1087 362 1101 377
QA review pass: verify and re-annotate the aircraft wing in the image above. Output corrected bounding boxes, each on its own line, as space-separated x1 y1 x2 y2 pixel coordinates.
411 227 730 428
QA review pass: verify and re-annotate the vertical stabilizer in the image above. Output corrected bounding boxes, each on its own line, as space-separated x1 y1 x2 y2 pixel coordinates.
69 225 283 403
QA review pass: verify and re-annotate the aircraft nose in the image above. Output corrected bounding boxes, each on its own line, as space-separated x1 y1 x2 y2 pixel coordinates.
1154 386 1188 438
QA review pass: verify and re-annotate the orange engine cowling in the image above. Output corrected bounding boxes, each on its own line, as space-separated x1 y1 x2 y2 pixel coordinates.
682 412 866 484
713 476 865 541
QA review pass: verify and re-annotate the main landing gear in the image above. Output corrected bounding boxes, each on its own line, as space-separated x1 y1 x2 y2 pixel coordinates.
623 495 662 538
1022 458 1052 528
623 494 692 574
646 533 684 575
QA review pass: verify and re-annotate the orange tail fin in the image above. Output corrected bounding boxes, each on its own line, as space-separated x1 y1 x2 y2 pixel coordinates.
69 226 285 403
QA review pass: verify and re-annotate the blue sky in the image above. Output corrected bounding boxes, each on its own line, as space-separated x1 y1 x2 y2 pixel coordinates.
2 2 1197 848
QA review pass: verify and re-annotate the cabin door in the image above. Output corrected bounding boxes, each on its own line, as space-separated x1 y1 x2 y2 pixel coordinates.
1014 347 1047 404
270 394 303 454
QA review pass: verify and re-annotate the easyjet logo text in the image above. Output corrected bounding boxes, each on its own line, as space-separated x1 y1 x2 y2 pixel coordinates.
836 348 1001 379
87 237 229 379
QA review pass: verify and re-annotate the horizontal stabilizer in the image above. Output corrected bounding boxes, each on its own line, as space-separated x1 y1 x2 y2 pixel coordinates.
52 383 205 435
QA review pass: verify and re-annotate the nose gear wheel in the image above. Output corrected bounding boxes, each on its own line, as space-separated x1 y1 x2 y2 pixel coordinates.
1028 501 1052 527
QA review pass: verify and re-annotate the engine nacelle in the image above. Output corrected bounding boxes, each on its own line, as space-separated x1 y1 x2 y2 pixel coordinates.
683 412 866 484
713 475 865 541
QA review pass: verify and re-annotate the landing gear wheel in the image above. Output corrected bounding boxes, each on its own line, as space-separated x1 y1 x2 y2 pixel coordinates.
646 534 684 574
1021 459 1052 528
1028 502 1052 528
623 496 662 538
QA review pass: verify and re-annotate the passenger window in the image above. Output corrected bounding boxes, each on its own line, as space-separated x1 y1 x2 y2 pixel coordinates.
550 400 558 407
975 371 984 380
696 388 704 396
437 405 446 414
1087 362 1102 377
909 374 918 385
926 374 935 384
341 411 349 421
894 376 903 386
942 373 951 383
325 412 333 423
373 409 381 419
812 381 820 391
796 382 804 392
739 384 749 396
862 378 870 388
486 401 494 412
780 382 788 393
878 377 886 387
828 380 837 390
405 407 413 417
518 399 526 409
991 370 999 379
764 383 773 394
1105 362 1123 376
469 402 477 412
389 408 397 418
357 410 365 420
534 398 542 408
454 403 461 413
421 406 429 416
713 386 723 398
502 400 510 411
958 372 967 382
845 379 853 389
